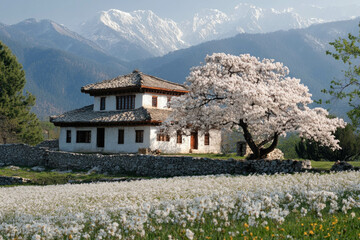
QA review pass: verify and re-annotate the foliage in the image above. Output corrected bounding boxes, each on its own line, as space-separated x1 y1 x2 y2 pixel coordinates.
296 124 360 161
277 134 302 159
1 173 360 239
0 41 43 145
162 53 345 159
39 121 60 140
323 23 360 126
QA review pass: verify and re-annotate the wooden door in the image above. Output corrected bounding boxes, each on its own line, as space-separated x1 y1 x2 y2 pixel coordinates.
97 128 105 148
190 131 198 150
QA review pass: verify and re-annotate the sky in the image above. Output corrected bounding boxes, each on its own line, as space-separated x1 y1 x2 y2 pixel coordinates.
1 0 360 30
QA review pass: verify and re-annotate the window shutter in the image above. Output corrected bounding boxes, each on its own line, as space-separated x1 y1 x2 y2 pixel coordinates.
100 97 106 110
66 130 71 143
118 129 124 144
152 96 158 107
204 133 210 146
176 131 182 144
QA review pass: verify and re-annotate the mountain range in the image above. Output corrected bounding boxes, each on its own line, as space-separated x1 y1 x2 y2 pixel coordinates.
0 11 359 119
0 19 129 117
78 5 329 61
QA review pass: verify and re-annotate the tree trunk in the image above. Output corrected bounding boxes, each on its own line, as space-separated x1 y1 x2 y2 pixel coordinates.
239 119 279 160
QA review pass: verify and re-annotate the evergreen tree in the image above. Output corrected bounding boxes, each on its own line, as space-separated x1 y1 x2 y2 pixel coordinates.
0 41 43 145
296 124 360 161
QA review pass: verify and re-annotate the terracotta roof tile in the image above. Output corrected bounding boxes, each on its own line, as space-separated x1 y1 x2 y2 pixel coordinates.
50 105 172 125
82 70 187 92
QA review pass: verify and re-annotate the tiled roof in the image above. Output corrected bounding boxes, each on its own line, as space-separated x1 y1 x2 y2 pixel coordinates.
50 105 172 126
81 70 187 93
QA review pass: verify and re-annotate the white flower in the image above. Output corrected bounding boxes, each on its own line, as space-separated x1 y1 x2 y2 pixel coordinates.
185 229 194 240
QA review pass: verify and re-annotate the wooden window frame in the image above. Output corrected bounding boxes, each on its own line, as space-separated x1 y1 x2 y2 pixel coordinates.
66 130 71 143
76 130 91 143
157 130 170 142
116 95 135 110
204 132 210 146
118 129 124 144
152 96 158 108
176 131 182 144
135 130 144 143
100 97 106 110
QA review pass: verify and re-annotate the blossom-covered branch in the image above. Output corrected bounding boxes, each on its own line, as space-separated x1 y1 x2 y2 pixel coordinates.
162 53 346 159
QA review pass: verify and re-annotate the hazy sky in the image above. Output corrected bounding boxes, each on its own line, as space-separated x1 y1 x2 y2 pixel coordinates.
1 0 360 30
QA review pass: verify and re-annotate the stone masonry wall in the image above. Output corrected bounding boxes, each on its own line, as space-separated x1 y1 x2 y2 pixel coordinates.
0 144 311 177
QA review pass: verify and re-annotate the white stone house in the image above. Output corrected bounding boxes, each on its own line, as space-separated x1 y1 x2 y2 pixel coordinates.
50 70 221 154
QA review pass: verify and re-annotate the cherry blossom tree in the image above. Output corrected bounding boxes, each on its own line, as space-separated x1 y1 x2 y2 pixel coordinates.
162 53 346 159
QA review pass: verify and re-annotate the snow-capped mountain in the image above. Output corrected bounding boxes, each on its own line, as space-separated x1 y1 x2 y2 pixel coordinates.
181 9 232 45
231 4 324 33
80 9 188 60
181 4 324 45
78 4 357 61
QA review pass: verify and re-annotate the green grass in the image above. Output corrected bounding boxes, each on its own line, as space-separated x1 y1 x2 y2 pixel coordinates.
164 153 360 171
0 166 142 186
53 205 360 239
136 210 360 240
310 161 360 170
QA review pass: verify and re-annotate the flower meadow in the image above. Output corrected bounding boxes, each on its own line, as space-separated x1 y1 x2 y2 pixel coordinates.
1 172 360 239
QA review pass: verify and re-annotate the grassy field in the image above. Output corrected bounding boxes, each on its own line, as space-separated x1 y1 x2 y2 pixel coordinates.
0 166 142 186
310 160 360 170
142 210 360 239
1 173 360 239
163 153 360 170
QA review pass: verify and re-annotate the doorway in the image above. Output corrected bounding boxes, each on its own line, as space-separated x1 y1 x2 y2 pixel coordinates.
190 131 198 150
97 128 105 148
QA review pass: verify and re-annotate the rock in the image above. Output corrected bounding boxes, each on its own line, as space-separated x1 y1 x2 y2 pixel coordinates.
0 176 31 185
266 149 284 160
5 165 20 170
87 166 101 175
301 160 312 170
330 161 354 172
31 166 46 172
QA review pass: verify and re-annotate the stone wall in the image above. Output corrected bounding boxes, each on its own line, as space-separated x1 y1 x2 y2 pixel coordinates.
36 139 59 149
0 144 311 177
0 176 30 185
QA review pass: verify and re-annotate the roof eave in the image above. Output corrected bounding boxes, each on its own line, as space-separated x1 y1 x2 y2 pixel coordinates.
52 120 162 127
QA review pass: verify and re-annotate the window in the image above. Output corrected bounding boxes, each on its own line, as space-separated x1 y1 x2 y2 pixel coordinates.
204 133 210 146
135 130 144 143
157 131 170 142
167 96 172 108
118 129 124 144
66 130 71 143
100 97 106 110
176 131 182 144
76 131 91 143
116 95 135 110
152 96 158 107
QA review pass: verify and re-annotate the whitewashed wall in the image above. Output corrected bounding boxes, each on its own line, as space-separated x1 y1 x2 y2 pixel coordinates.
93 93 144 111
142 93 169 109
93 93 171 111
149 127 221 154
59 126 221 154
59 126 150 153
